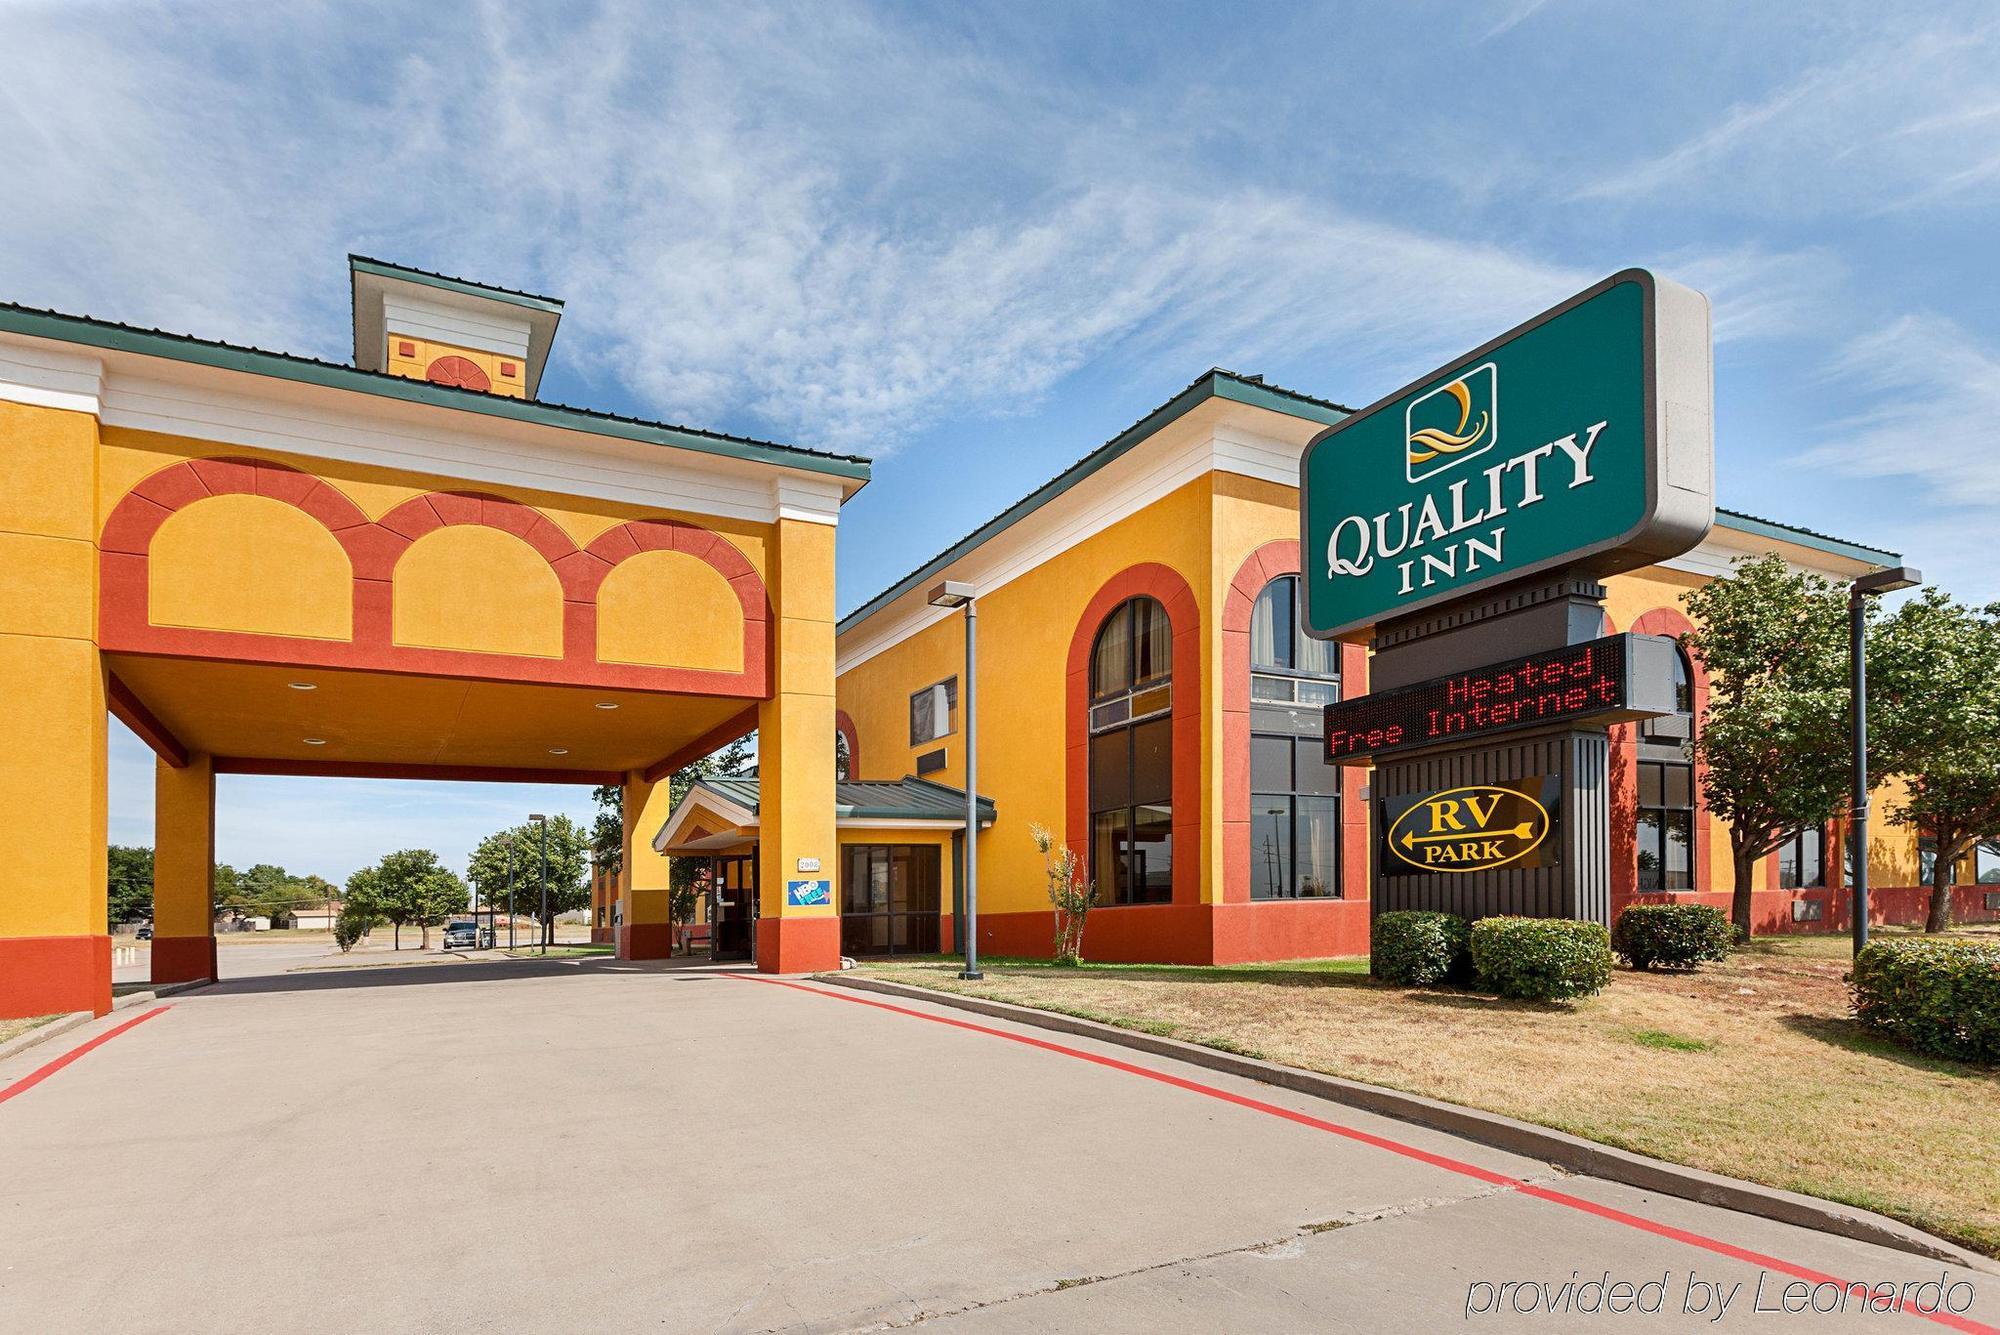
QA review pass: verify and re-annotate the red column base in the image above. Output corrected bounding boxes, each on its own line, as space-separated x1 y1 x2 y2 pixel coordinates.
150 935 217 985
617 922 674 960
0 935 112 1019
756 916 840 974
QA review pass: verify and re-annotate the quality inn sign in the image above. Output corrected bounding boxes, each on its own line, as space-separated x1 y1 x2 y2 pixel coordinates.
1300 270 1715 641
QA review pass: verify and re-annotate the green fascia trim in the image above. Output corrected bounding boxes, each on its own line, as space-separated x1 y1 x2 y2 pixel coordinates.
1713 508 1899 565
0 305 870 484
348 254 565 314
836 371 1347 634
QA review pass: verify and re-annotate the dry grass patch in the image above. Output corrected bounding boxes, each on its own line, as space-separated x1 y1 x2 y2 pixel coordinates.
0 1014 60 1046
847 930 2000 1258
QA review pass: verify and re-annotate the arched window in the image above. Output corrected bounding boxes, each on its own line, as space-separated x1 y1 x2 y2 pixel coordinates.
1248 575 1341 899
1636 645 1696 890
1088 596 1173 905
835 728 851 782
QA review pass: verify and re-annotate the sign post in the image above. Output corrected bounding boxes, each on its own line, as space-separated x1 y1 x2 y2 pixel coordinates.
1301 269 1713 929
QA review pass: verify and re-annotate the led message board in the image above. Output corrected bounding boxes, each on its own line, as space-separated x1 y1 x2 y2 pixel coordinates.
1323 633 1679 765
1299 270 1714 641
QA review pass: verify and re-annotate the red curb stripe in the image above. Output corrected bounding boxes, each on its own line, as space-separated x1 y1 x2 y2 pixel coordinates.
0 1006 171 1107
736 977 1993 1333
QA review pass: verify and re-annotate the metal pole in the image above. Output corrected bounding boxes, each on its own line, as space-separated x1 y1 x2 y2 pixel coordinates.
506 845 515 952
961 598 983 980
539 819 550 956
1850 590 1870 957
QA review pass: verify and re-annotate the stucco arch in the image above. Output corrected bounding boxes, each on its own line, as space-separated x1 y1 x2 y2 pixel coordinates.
148 492 354 641
392 525 564 658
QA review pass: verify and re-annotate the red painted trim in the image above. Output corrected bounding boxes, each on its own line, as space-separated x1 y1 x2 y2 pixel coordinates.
0 936 112 1020
740 978 1988 1335
835 708 861 780
616 922 674 960
213 757 622 785
755 915 840 973
0 1006 171 1107
642 705 759 783
1611 609 1711 901
1064 564 1203 908
99 458 772 698
105 672 188 768
148 934 217 985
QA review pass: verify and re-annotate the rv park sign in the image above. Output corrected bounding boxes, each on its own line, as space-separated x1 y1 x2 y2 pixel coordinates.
1300 270 1714 642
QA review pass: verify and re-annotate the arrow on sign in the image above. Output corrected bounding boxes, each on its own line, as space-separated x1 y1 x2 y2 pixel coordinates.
1399 823 1537 851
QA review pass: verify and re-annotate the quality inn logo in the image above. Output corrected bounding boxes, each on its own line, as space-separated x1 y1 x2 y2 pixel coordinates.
1405 362 1497 483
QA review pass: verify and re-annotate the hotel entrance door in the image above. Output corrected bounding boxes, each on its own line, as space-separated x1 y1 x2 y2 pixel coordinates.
710 854 757 961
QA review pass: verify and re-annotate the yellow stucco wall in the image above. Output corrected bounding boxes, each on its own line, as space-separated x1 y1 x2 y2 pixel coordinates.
0 401 106 941
837 474 1215 916
597 550 744 672
392 525 564 657
150 493 354 640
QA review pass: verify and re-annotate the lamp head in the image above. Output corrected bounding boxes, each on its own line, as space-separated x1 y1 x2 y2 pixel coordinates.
529 812 547 823
928 579 974 609
1853 566 1922 597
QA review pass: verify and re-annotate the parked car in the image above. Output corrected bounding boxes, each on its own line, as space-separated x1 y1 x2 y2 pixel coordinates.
443 920 478 949
135 925 153 941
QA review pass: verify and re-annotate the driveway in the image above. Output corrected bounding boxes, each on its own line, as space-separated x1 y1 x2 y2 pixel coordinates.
0 957 1990 1332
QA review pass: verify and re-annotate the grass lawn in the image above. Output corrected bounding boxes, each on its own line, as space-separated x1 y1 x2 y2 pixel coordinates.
0 1014 60 1046
842 927 2000 1258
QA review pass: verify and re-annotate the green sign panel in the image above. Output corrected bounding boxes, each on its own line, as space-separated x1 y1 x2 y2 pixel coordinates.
1300 270 1713 641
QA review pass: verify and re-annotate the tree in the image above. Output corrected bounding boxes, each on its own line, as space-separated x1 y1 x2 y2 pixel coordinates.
1868 590 2000 932
1683 555 1852 938
212 863 241 924
234 863 297 925
468 818 590 947
107 845 154 925
590 784 623 880
349 849 464 949
295 874 339 928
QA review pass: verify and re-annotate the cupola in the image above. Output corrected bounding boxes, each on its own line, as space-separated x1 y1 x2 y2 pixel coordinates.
348 255 563 400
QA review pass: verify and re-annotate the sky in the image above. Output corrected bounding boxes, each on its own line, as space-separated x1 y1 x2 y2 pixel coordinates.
4 0 1995 882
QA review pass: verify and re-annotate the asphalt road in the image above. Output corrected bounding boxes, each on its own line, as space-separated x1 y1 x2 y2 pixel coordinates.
1 957 1992 1332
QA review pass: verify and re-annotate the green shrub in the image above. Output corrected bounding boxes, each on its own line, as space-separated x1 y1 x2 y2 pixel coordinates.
1851 939 2000 1065
333 910 369 953
1470 916 1612 1001
1612 903 1733 970
1371 910 1471 986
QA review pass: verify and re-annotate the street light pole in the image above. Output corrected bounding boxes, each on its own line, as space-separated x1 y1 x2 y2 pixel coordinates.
530 813 550 956
929 580 982 980
506 845 515 952
1848 565 1922 957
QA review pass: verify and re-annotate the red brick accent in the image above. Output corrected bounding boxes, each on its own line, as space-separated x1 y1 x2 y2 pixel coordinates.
150 934 217 985
0 936 112 1019
1065 564 1203 908
98 458 771 699
755 916 840 973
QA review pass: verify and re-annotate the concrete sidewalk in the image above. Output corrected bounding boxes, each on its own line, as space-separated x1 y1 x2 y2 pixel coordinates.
0 957 1989 1332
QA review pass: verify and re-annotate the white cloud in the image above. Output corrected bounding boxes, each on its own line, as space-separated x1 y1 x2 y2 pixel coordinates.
1574 18 2000 216
0 0 1690 453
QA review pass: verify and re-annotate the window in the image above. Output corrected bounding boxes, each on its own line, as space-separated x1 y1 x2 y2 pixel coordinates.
1089 596 1173 905
1635 645 1696 891
1250 575 1338 707
909 677 957 746
834 728 851 781
1978 841 2000 883
1248 576 1341 899
1636 759 1694 890
1778 826 1825 889
841 844 941 956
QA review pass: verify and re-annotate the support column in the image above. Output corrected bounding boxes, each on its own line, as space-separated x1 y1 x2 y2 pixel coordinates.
756 517 839 973
152 753 217 984
617 770 675 959
0 400 110 1019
